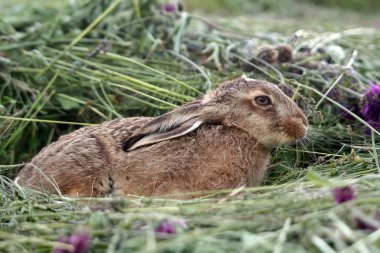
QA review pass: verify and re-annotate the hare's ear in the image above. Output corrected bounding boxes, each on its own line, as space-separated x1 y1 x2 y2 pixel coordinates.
123 120 204 151
123 100 219 152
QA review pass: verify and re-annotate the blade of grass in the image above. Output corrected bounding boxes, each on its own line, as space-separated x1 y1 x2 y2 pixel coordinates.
36 0 122 78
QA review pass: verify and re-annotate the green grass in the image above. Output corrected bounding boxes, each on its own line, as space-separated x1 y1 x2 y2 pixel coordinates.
1 0 380 252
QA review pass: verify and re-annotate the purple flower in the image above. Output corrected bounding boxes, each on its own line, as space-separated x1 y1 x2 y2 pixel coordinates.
155 218 187 234
164 3 176 12
158 2 183 14
69 232 91 253
155 219 177 234
339 103 360 121
53 232 90 253
356 218 377 231
356 213 380 231
333 185 356 204
53 236 70 253
361 83 380 133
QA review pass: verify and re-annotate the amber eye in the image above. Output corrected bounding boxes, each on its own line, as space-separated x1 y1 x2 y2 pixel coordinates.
254 95 272 106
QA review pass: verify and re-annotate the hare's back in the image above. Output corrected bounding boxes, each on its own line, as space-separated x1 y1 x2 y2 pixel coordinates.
18 116 152 195
112 125 268 196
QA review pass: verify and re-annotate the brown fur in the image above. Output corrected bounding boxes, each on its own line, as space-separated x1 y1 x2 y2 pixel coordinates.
17 77 307 197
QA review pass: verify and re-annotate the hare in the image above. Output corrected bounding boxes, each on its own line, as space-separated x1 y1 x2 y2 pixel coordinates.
17 76 308 197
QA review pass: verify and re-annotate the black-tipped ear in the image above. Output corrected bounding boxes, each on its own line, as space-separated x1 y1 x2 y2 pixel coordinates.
122 134 146 151
124 120 204 151
122 98 223 152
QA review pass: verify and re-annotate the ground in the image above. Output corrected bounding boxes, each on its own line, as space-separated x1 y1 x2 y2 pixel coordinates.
0 0 380 252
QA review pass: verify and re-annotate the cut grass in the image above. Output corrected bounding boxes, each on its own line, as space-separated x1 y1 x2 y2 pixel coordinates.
0 0 380 252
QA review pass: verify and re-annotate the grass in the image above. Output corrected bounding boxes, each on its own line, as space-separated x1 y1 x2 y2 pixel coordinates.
1 0 380 252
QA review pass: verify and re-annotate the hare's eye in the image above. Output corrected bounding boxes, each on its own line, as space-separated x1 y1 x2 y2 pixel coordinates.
254 95 272 106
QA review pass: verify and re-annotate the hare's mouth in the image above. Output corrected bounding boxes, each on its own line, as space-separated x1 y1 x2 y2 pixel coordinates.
282 117 308 140
259 132 302 147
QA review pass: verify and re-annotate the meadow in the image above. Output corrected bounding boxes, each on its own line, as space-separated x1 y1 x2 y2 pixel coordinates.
0 0 380 252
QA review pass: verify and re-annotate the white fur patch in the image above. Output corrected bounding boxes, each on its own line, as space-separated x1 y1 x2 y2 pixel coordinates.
128 121 204 151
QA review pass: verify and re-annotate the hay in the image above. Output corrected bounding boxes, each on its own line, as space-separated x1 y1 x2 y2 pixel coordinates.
0 0 380 252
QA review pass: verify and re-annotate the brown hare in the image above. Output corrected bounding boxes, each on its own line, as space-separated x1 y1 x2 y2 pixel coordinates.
17 76 308 197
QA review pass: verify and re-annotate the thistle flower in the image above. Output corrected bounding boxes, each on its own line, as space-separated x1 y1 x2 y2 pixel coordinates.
53 236 70 253
159 2 183 13
53 232 91 253
155 219 177 234
355 212 380 231
356 217 378 231
333 185 356 204
69 232 91 253
339 104 360 121
155 218 187 235
361 83 380 133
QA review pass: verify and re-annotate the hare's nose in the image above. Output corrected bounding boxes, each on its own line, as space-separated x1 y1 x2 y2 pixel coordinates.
297 112 308 127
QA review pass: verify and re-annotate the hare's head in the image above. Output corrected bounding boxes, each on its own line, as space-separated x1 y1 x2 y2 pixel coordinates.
124 76 308 151
208 76 308 147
